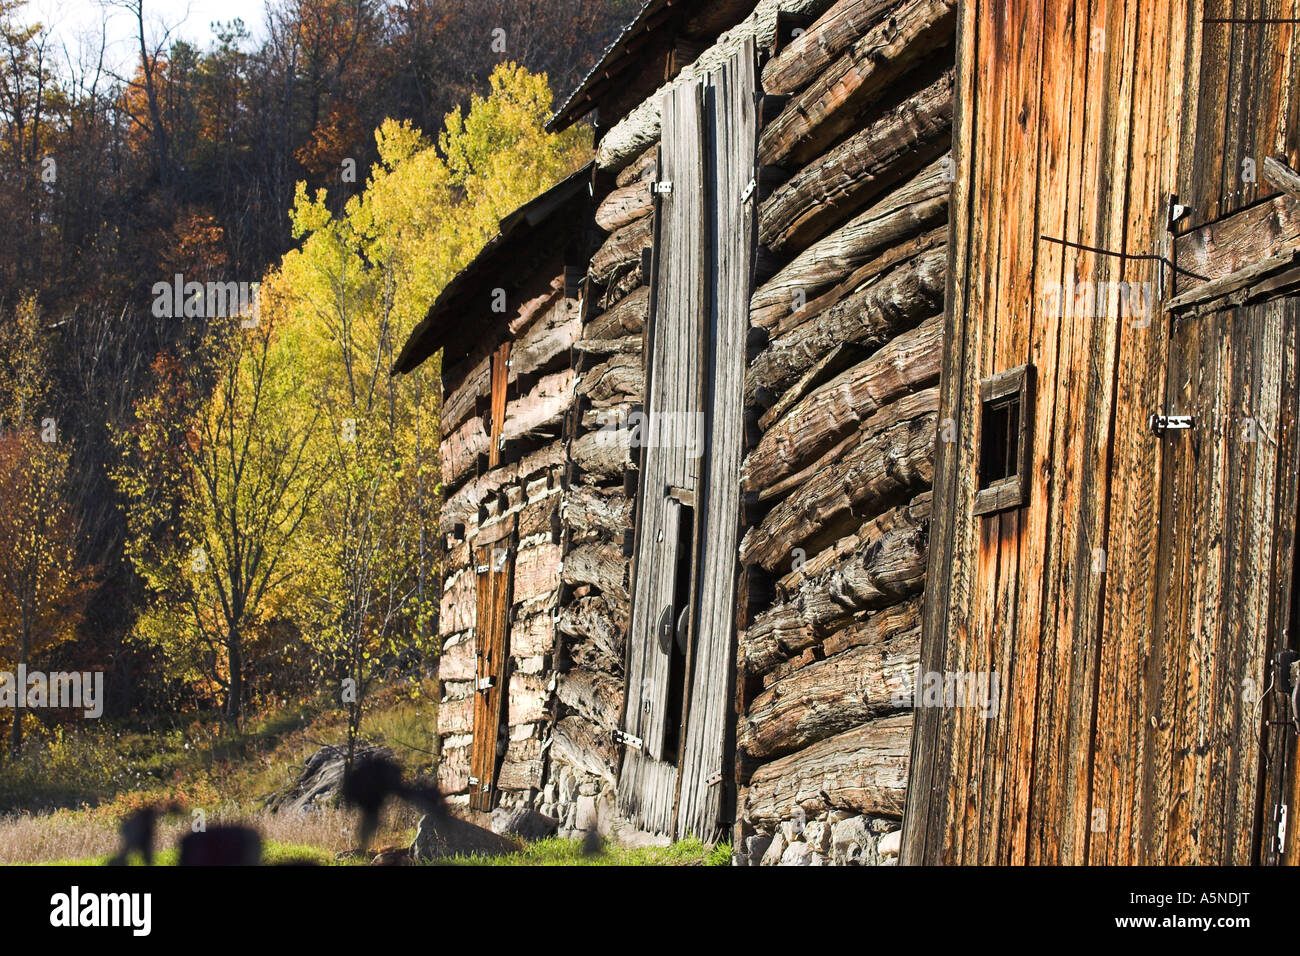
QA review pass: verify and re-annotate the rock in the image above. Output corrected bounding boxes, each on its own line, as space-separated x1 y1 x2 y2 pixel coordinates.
780 841 816 865
804 821 831 854
575 795 599 831
578 778 600 796
491 807 560 841
831 815 880 866
878 829 901 859
559 767 579 802
409 811 518 861
745 834 773 866
760 830 787 866
780 816 807 844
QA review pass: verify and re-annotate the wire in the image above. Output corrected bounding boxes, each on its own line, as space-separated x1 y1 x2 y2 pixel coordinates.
1038 234 1211 282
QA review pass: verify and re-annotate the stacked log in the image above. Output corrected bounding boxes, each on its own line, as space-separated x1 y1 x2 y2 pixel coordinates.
537 147 658 836
732 0 954 867
434 266 578 816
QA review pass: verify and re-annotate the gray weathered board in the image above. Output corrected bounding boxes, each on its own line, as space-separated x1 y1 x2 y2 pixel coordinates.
618 37 757 839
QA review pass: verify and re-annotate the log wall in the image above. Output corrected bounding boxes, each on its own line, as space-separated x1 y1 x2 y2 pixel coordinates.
730 0 957 866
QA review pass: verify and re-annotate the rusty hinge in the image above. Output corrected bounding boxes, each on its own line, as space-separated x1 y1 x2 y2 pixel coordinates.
613 729 643 751
1148 414 1195 435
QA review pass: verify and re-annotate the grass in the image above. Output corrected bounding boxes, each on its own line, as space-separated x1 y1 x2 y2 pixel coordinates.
1 683 732 867
443 837 732 867
0 682 435 865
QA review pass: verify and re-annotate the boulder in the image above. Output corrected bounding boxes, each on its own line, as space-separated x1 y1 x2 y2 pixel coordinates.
267 744 395 815
491 807 560 841
409 811 519 861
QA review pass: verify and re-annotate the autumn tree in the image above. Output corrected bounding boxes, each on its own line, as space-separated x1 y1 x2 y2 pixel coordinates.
114 317 322 721
0 298 92 758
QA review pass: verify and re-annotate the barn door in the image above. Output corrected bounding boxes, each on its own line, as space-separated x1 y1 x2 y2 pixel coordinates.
469 345 515 812
617 38 757 840
1142 5 1300 864
618 80 709 837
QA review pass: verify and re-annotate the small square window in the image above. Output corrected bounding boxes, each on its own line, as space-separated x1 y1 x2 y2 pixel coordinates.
974 364 1033 516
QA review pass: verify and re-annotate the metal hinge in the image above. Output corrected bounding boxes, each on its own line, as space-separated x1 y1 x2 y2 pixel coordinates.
613 729 643 751
740 178 757 203
468 775 480 786
475 563 489 574
1148 414 1195 435
476 676 495 692
706 770 723 787
652 180 673 195
1277 803 1289 853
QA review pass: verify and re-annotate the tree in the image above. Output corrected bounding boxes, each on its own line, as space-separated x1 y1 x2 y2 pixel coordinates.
114 317 322 721
0 297 91 758
262 62 587 760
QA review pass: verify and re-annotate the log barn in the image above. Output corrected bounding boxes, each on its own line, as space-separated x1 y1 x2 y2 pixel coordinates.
903 0 1300 866
397 0 958 861
400 0 1300 868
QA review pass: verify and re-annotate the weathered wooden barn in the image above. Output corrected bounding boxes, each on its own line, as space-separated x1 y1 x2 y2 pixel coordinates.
903 0 1300 866
398 0 959 861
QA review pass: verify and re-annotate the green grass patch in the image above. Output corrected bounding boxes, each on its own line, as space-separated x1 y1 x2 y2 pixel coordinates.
442 836 731 867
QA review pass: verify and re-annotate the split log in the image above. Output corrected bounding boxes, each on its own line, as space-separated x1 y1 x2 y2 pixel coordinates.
441 415 489 488
507 275 564 336
502 368 575 442
596 181 654 233
745 315 942 491
562 541 629 604
507 673 550 726
599 266 646 310
573 334 642 356
740 495 929 666
571 427 635 478
436 743 470 794
552 716 618 783
590 215 653 286
746 245 946 406
615 144 658 188
762 0 897 96
557 594 626 662
438 695 473 737
593 0 835 169
511 297 581 381
750 159 949 332
511 610 556 659
577 352 644 405
757 0 956 171
741 595 920 679
439 569 476 636
742 388 937 570
441 441 567 532
513 542 564 607
758 70 953 254
497 737 545 792
563 485 634 538
742 713 912 823
443 355 489 437
585 284 649 340
740 628 918 760
516 493 559 540
582 400 636 433
438 633 475 682
555 667 623 731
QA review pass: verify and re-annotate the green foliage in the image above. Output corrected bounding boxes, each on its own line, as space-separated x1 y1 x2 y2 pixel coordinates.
443 836 734 867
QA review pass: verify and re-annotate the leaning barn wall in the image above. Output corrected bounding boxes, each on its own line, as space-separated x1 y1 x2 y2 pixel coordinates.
731 0 957 865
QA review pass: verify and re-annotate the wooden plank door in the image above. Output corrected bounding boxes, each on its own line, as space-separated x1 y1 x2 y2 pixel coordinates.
675 36 758 843
1144 297 1297 864
1138 0 1300 864
469 345 515 812
618 79 710 837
